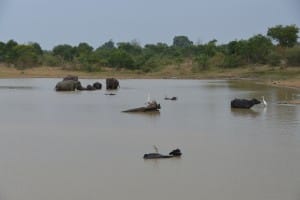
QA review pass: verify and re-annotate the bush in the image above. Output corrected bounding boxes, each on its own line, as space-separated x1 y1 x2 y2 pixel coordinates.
208 52 225 68
285 47 300 66
267 51 281 66
81 64 101 72
107 50 135 69
222 55 241 68
141 57 160 72
42 53 61 66
194 54 209 70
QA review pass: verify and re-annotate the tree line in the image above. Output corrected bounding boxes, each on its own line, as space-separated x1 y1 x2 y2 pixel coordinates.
0 24 299 72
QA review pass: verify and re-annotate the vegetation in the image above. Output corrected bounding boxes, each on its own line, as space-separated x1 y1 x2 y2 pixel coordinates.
0 24 299 72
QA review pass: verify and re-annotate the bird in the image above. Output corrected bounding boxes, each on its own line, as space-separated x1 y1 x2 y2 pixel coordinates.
262 96 267 107
153 145 159 153
146 93 151 104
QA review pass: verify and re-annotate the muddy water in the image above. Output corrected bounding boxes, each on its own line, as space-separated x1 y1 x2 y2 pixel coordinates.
0 78 299 200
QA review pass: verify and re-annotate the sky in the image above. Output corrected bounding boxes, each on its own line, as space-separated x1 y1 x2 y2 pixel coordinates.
0 0 299 50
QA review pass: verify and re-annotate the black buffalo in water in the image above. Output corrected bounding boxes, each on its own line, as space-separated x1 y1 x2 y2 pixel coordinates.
231 98 261 109
106 78 119 90
55 80 83 91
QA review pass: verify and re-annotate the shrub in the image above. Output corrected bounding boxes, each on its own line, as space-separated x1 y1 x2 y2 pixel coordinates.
208 52 225 68
267 51 281 66
285 47 300 66
222 55 241 68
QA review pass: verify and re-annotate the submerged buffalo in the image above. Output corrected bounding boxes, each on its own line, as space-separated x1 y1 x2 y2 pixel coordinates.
231 98 261 109
143 148 182 159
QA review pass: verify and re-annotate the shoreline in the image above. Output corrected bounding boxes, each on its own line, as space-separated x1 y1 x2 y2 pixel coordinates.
0 65 300 90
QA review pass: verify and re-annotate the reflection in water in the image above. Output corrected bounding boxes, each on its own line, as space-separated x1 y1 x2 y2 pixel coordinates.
143 157 182 168
122 111 161 117
230 108 261 118
0 86 34 89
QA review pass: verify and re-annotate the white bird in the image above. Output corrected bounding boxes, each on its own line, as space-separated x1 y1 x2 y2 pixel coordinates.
146 93 151 104
153 145 159 153
262 96 267 107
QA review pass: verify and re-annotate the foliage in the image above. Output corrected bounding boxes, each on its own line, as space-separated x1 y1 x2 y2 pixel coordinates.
173 36 193 48
267 24 299 47
267 51 281 66
0 24 298 72
247 34 273 64
52 44 75 62
100 40 115 50
107 49 135 69
285 46 300 66
42 52 61 66
13 44 40 69
0 41 5 61
208 52 225 68
194 54 209 70
4 40 18 64
222 55 240 68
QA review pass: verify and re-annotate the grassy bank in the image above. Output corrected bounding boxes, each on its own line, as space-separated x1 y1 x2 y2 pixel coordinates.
0 64 300 89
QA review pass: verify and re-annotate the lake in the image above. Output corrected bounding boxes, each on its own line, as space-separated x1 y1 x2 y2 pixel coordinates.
0 78 299 200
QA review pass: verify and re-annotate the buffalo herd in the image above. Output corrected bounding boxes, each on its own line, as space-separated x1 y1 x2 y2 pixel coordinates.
55 75 119 91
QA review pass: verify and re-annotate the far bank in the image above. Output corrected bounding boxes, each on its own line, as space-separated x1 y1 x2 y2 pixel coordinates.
0 65 300 89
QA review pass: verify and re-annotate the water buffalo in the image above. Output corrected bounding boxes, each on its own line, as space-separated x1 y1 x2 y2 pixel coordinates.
55 76 103 91
63 75 78 81
86 84 96 91
55 80 83 91
106 78 119 90
93 82 102 89
231 98 261 109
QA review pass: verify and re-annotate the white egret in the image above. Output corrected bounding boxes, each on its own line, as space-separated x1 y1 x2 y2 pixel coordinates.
262 96 267 107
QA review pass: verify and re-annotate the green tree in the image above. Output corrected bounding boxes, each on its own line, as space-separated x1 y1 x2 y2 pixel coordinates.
0 41 5 61
267 24 299 47
247 34 273 63
29 42 43 55
203 39 217 57
117 42 142 55
173 36 193 48
13 44 39 69
100 40 115 49
52 44 75 62
222 55 240 68
75 42 93 56
226 40 250 64
42 51 60 66
107 49 135 69
285 46 300 66
4 40 18 64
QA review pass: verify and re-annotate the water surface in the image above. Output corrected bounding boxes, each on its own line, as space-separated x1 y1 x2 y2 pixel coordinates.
0 78 299 200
